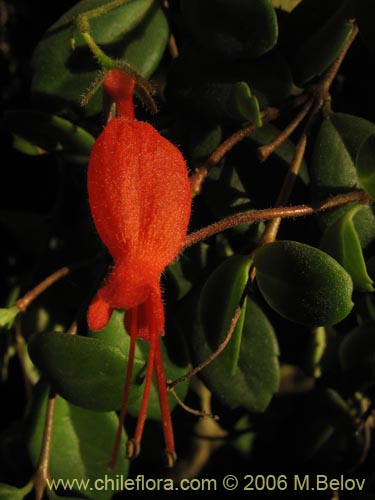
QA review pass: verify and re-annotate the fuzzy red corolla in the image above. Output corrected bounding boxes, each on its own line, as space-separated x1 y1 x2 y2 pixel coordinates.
87 69 191 467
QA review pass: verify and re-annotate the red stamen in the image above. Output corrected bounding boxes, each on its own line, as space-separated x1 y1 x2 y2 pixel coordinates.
129 298 157 456
154 337 176 466
107 307 138 471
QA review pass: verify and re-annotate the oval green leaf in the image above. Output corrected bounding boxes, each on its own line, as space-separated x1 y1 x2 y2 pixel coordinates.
28 310 188 418
181 0 278 60
31 0 169 116
282 0 353 85
254 241 354 326
28 331 142 411
193 292 279 412
356 133 375 199
192 255 279 411
27 383 128 500
320 205 374 292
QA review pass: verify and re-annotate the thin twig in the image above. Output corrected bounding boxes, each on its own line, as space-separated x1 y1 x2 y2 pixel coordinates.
258 133 308 246
168 33 179 59
76 0 158 113
169 387 219 420
34 388 56 500
189 107 279 196
257 99 313 162
356 399 375 436
320 21 358 96
16 266 70 312
168 305 243 390
15 256 98 313
184 190 371 249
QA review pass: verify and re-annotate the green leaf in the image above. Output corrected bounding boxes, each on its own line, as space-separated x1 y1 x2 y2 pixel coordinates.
339 322 375 395
282 0 353 85
188 124 223 163
174 81 261 125
31 0 169 117
310 113 375 241
181 0 278 60
311 114 375 196
254 241 354 326
198 255 253 376
192 255 280 412
88 310 189 418
320 205 374 292
280 388 357 462
28 330 142 411
168 44 292 115
28 311 188 418
4 110 95 157
0 482 33 500
356 133 375 199
27 383 128 500
0 306 19 330
272 0 301 12
302 327 327 378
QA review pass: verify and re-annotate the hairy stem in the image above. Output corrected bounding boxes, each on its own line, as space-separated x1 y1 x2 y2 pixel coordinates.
258 133 308 246
257 99 312 162
168 303 244 390
75 0 157 112
184 190 371 249
189 107 279 196
16 266 70 312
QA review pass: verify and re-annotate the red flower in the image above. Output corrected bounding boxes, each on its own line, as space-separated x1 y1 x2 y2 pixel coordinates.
87 70 191 467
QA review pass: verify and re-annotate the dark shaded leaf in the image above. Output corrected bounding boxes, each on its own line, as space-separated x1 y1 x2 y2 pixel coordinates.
339 322 375 395
181 0 278 60
356 133 375 199
281 0 353 84
168 44 292 116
